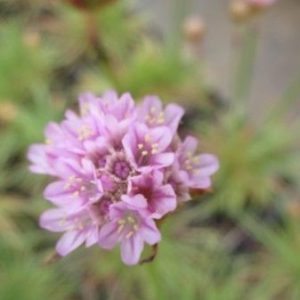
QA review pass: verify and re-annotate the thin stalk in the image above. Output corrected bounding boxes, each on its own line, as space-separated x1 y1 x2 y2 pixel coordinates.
232 26 259 108
267 71 300 122
167 0 189 55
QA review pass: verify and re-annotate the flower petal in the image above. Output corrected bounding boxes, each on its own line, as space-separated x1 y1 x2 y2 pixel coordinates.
56 231 85 256
153 184 177 217
150 153 175 169
121 194 148 209
121 234 144 265
140 219 161 245
39 208 70 232
196 154 219 176
98 222 119 249
165 104 184 133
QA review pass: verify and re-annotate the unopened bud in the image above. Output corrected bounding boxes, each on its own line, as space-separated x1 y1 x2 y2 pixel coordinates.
230 0 253 23
183 16 206 43
23 30 40 48
0 102 18 124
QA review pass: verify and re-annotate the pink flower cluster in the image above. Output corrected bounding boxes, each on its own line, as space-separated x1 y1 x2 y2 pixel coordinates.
28 91 219 265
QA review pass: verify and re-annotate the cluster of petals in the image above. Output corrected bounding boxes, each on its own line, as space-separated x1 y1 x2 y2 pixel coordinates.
28 91 219 265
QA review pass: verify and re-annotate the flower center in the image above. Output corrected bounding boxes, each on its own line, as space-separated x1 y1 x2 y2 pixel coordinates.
113 160 131 180
117 213 140 239
100 174 127 202
106 152 133 180
145 106 165 126
136 134 159 165
183 153 201 175
78 125 94 141
64 176 99 200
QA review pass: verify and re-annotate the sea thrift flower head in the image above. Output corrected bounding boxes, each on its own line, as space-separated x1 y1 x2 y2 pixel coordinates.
28 91 219 265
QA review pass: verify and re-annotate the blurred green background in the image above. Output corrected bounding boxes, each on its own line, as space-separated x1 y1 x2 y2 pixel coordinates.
1 0 300 299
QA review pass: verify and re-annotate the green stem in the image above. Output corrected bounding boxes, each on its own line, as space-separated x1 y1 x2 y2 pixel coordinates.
267 71 300 122
232 26 259 108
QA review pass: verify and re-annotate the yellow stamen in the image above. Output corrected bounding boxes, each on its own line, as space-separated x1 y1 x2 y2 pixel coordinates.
141 150 148 156
126 231 134 239
117 223 125 234
127 216 135 223
78 126 93 141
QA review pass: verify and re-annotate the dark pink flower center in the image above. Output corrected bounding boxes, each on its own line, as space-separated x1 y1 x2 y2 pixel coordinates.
113 160 131 180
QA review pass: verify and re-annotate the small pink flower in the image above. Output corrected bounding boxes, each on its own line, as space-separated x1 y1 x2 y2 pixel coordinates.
175 136 219 190
129 171 176 218
138 95 184 134
44 159 103 209
40 206 100 256
98 195 161 265
122 123 174 172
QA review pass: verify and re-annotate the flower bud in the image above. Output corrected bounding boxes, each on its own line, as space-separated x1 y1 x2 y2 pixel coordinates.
0 102 18 124
230 0 277 22
183 16 206 43
23 30 40 48
229 0 253 23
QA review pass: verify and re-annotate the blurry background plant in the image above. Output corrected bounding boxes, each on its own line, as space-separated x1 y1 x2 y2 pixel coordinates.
1 0 300 299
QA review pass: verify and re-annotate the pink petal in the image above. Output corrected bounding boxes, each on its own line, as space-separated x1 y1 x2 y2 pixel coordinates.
153 184 177 217
165 104 184 133
140 219 161 245
39 208 70 232
152 170 164 187
114 93 135 120
122 128 138 167
181 136 198 154
27 144 55 175
197 154 219 176
85 227 99 247
121 234 144 265
151 126 172 152
56 231 85 256
121 194 148 209
150 153 175 168
102 90 118 103
138 96 162 121
98 222 119 249
43 181 76 206
191 177 212 189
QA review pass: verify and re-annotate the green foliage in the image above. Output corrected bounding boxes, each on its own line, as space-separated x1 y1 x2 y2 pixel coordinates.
204 112 297 213
0 23 55 101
